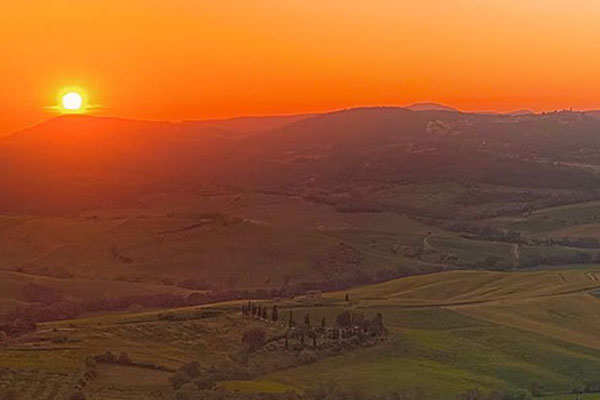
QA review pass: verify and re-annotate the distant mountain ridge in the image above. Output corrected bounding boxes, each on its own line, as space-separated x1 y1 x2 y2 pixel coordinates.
404 102 459 112
506 109 535 116
3 107 600 213
187 114 315 135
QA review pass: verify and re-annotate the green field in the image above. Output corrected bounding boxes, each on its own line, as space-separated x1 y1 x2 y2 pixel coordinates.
495 200 600 236
2 268 600 399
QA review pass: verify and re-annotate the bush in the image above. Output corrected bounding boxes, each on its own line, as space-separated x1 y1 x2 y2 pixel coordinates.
170 371 188 390
170 361 204 389
180 361 201 378
94 351 117 363
298 349 318 364
118 351 132 365
241 328 266 351
194 375 216 390
529 382 542 397
68 392 85 400
335 311 353 328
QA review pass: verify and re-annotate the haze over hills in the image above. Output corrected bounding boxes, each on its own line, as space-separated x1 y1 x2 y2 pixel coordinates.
2 107 600 296
188 114 315 135
3 107 600 214
4 107 600 400
7 1 600 398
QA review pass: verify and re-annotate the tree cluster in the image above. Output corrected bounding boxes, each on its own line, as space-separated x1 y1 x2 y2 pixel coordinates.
241 328 267 351
0 313 36 338
242 302 279 323
335 311 386 336
170 361 216 391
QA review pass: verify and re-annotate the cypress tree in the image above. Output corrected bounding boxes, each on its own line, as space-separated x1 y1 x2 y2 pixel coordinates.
271 305 278 322
372 313 385 335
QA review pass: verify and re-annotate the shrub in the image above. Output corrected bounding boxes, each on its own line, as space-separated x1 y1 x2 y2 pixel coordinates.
95 351 117 363
170 371 188 390
298 349 318 364
118 351 132 365
68 392 85 400
242 328 266 351
180 361 201 378
194 375 216 390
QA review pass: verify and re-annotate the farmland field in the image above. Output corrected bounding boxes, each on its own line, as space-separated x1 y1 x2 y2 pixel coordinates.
7 100 600 400
2 268 600 399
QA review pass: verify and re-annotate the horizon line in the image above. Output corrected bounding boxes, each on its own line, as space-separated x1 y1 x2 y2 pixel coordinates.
5 102 598 137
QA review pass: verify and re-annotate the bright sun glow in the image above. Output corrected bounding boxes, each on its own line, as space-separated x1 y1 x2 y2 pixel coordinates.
61 92 84 111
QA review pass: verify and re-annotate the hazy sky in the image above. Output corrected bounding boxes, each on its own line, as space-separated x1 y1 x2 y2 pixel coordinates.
1 0 600 133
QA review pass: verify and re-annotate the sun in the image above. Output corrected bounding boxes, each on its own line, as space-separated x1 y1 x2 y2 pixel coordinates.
61 91 84 112
60 91 84 113
55 88 90 114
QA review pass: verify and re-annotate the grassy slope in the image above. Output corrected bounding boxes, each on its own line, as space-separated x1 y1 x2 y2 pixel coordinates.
0 195 440 291
0 192 496 313
0 269 196 316
9 183 600 312
322 269 600 306
263 269 600 398
451 292 600 351
494 200 600 235
428 235 515 263
264 308 600 398
3 269 600 399
5 190 597 313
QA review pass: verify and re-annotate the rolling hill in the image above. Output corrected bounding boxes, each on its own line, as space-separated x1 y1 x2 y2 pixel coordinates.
4 108 600 398
2 268 600 400
4 108 600 312
4 108 600 215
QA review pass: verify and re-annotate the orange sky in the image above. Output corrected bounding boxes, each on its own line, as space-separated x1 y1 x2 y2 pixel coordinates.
2 0 600 134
